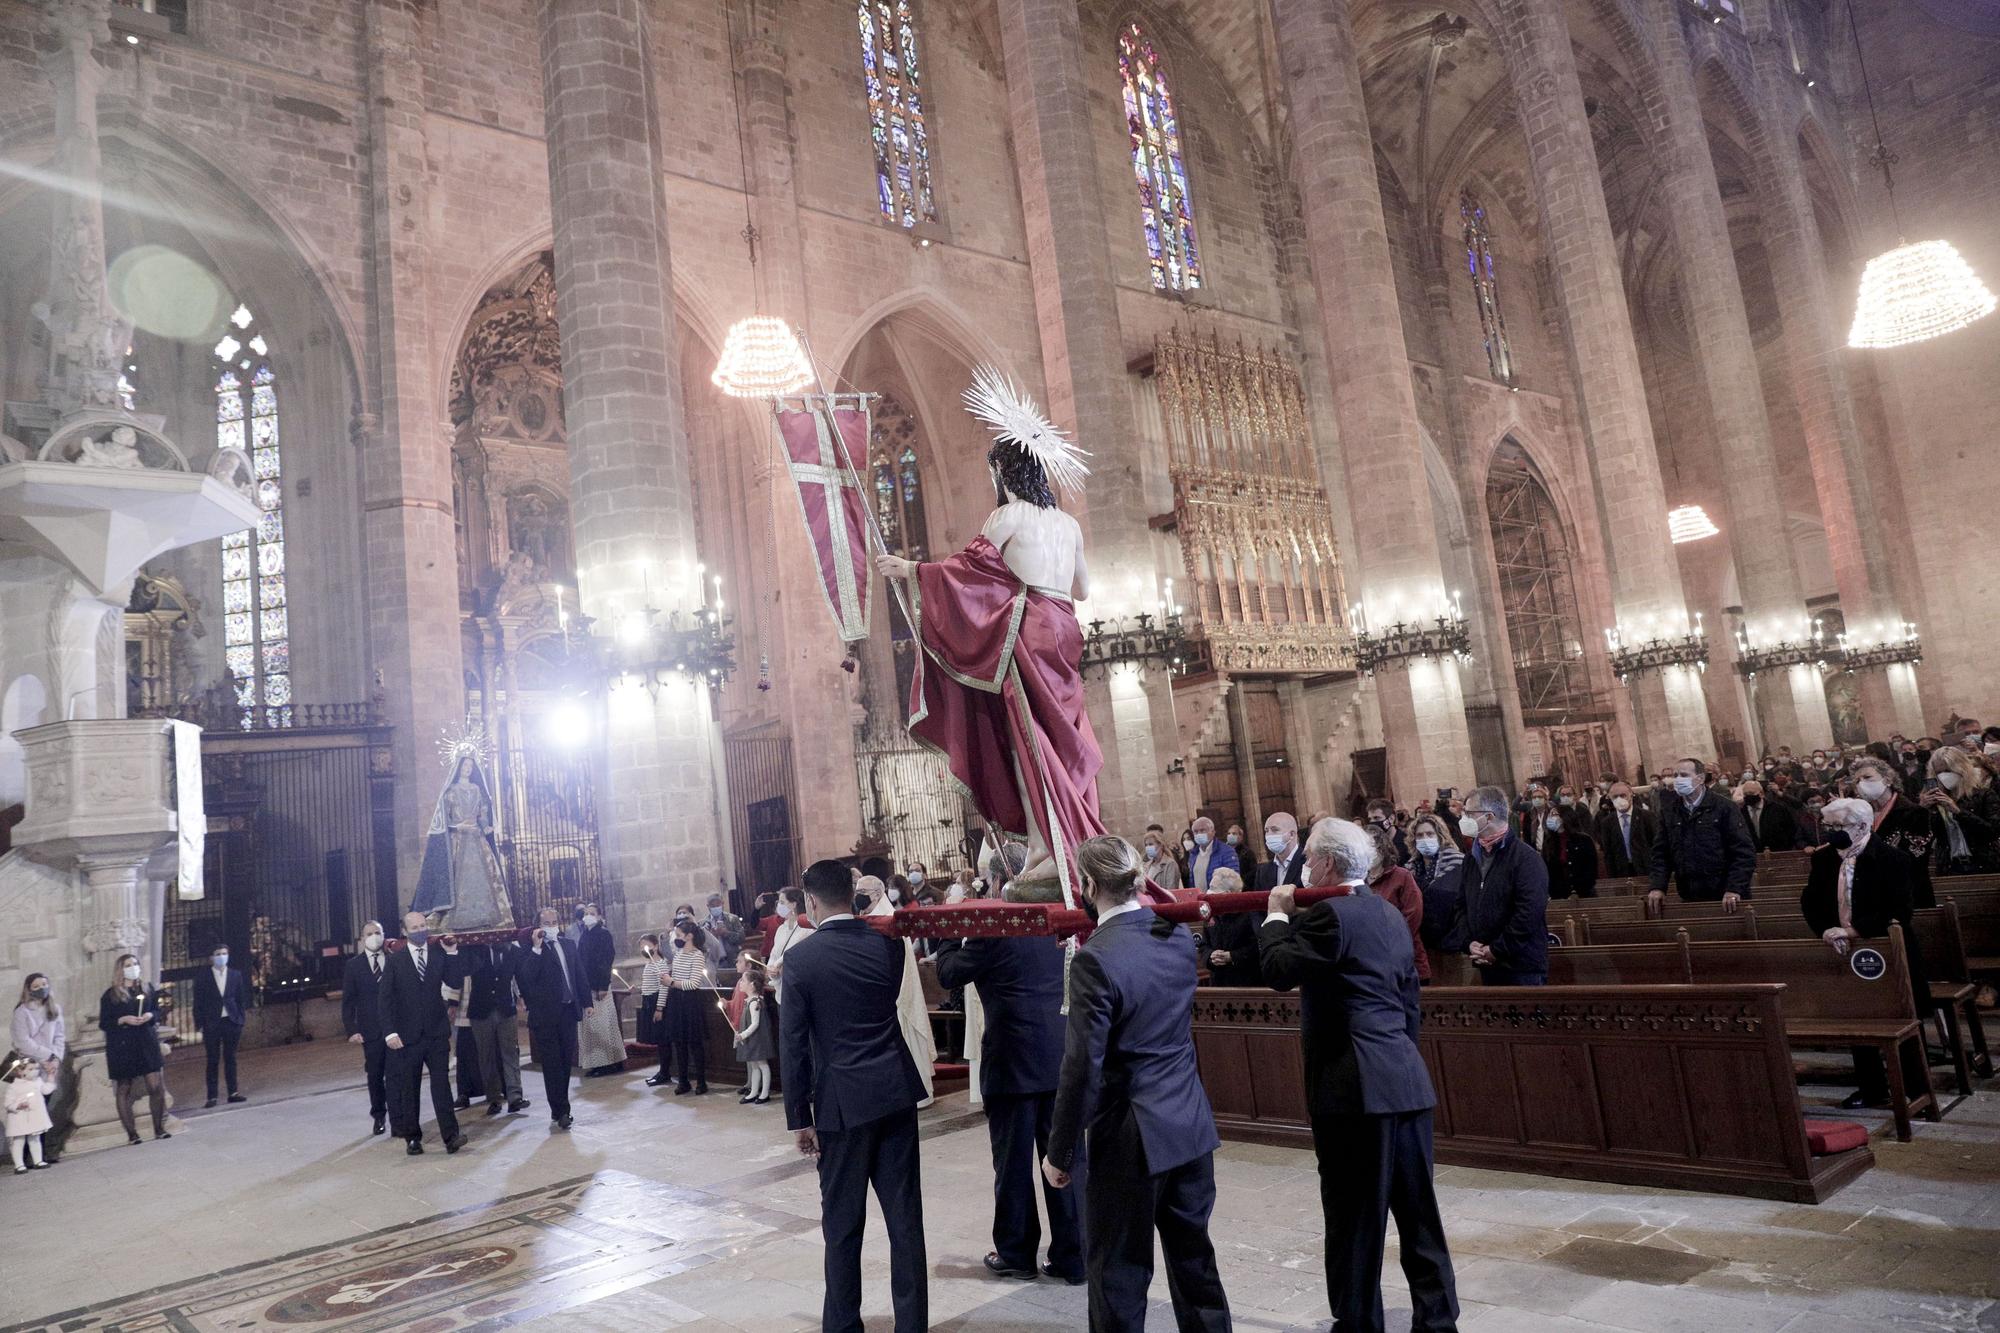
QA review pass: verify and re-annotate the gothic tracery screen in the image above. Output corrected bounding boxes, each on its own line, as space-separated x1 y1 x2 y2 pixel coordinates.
213 303 291 726
1147 329 1350 673
1119 23 1203 292
1462 193 1515 384
859 1 939 229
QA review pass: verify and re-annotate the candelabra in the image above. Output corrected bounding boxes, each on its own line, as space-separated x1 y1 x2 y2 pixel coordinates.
558 572 737 696
1605 617 1708 684
1350 594 1472 676
1080 611 1190 676
1838 622 1923 671
1733 617 1831 678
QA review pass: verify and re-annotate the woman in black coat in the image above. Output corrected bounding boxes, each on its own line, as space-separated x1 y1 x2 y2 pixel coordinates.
1542 804 1599 900
575 905 623 1075
98 953 171 1143
1800 798 1931 1110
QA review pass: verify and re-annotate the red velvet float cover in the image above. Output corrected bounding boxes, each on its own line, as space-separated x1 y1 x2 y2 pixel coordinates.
1802 1119 1869 1155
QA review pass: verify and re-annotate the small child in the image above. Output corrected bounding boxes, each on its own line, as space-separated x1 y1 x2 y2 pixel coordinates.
3 1051 56 1173
731 964 774 1105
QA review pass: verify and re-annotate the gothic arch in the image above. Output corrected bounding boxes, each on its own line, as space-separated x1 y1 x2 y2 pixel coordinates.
825 287 1015 380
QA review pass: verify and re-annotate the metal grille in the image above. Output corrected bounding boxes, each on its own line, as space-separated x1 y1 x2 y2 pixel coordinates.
497 740 602 925
1485 444 1595 721
856 743 973 874
724 734 801 895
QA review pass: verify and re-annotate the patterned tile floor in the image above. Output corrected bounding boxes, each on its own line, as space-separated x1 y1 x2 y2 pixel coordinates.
4 1037 1995 1331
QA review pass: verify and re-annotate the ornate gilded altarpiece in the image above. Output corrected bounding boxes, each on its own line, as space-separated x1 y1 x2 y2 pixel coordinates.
1147 328 1353 675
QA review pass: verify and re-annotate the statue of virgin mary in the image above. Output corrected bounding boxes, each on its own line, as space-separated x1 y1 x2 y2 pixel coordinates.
410 739 514 931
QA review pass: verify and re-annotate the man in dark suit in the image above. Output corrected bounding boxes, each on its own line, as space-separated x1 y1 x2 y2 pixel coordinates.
783 858 929 1333
377 911 464 1156
1260 818 1459 1333
1649 758 1757 911
1044 836 1231 1333
1594 782 1656 877
341 920 391 1134
1204 811 1305 988
1738 780 1799 852
934 928 1082 1284
454 942 528 1117
513 906 589 1131
194 940 249 1108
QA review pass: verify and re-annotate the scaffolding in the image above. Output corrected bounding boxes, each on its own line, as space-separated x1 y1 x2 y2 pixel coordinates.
1485 444 1594 721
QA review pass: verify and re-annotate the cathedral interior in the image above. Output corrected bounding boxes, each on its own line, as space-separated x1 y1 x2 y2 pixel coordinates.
0 0 1996 1328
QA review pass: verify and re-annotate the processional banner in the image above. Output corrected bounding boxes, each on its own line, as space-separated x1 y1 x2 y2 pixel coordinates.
774 394 875 642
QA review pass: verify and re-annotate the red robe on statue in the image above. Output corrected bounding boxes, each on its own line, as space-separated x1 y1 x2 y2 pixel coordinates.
907 536 1106 888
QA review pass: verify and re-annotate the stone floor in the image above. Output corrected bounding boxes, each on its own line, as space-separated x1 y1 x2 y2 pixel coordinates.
2 1038 1996 1331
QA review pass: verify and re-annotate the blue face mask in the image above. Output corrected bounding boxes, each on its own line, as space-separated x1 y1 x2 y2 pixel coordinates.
1193 832 1211 847
212 954 228 968
1264 832 1288 854
407 930 430 948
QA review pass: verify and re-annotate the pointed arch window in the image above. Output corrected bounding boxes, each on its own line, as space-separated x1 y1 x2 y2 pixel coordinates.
213 303 292 727
1462 193 1515 384
1119 23 1203 292
859 2 939 229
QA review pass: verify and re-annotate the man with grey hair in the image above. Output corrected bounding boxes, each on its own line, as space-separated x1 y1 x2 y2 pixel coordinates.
1188 814 1239 891
1431 787 1549 986
1260 818 1459 1331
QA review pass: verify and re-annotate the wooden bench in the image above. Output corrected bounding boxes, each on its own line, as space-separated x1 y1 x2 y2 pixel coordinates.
1681 928 1939 1142
1545 939 1692 985
1581 911 1759 945
1191 984 1873 1203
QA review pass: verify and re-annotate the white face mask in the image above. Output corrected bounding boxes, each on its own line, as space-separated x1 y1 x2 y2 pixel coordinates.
1414 837 1439 857
123 965 141 981
886 888 900 904
364 933 383 952
1458 815 1479 838
1612 796 1631 812
1986 743 2000 757
1181 839 1195 854
1938 771 1962 791
582 914 600 928
1264 831 1288 854
1857 778 1888 802
777 901 794 919
1673 776 1697 797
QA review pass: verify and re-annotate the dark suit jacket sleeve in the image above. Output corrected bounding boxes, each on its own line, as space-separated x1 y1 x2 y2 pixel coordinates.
1722 800 1758 896
931 936 987 992
377 954 405 1040
1256 905 1336 993
1648 817 1672 891
341 956 362 1036
780 946 815 1131
1046 947 1113 1171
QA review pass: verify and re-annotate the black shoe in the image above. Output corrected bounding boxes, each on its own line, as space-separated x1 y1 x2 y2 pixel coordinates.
509 1099 530 1113
153 1130 172 1140
753 1096 770 1105
1041 1262 1085 1286
984 1253 1037 1281
1839 1090 1888 1109
204 1098 217 1109
227 1093 246 1104
736 1085 750 1095
27 1160 48 1170
674 1083 692 1095
127 1134 142 1146
646 1074 672 1088
694 1083 709 1095
485 1102 503 1117
371 1115 386 1135
553 1114 573 1131
444 1132 467 1154
406 1139 425 1156
453 1097 472 1110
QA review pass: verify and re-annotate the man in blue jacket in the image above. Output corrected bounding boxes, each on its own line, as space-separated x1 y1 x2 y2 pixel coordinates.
934 924 1082 1284
783 858 929 1333
1436 786 1550 985
1648 758 1758 911
1261 818 1458 1333
1044 836 1231 1332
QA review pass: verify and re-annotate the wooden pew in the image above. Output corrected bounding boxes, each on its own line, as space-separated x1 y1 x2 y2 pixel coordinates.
1191 984 1873 1203
1545 939 1692 985
1582 912 1759 945
1681 928 1939 1142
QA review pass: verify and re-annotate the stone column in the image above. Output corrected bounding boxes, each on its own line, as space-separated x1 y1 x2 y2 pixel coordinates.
1643 1 1831 751
1492 0 1712 772
1744 26 1923 737
732 9 865 855
1269 0 1475 800
537 0 726 930
360 1 466 891
1278 678 1331 821
997 0 1166 835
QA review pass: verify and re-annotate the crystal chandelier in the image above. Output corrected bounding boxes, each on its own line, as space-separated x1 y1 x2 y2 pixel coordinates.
1842 6 1995 350
711 316 814 398
1667 504 1719 544
1848 240 1996 349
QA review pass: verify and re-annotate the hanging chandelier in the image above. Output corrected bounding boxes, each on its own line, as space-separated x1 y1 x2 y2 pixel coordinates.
711 316 814 398
1848 240 1996 349
1667 504 1719 544
1841 6 1995 350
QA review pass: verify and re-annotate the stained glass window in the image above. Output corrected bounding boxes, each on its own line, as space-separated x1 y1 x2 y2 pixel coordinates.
214 303 291 727
858 2 938 229
1119 23 1203 292
1462 193 1515 384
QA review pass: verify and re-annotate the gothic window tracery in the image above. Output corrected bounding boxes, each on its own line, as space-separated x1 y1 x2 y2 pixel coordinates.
859 1 939 229
1119 22 1203 292
213 302 291 726
1462 193 1515 384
